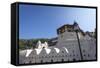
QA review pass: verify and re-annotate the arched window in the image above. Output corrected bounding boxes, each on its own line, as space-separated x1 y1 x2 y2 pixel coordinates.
51 59 53 62
73 58 76 61
62 59 64 62
73 54 75 57
43 47 45 48
88 54 90 57
62 51 64 53
52 56 54 58
41 60 43 63
29 61 31 63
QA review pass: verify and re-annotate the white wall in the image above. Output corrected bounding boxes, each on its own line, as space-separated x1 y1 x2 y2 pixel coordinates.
0 0 99 68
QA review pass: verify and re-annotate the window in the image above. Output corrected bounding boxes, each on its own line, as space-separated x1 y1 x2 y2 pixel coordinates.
29 61 31 63
73 58 76 61
41 60 43 63
51 59 53 62
42 56 44 58
73 54 75 56
62 59 64 62
43 47 45 48
62 51 64 53
52 56 54 58
45 56 47 58
88 54 90 57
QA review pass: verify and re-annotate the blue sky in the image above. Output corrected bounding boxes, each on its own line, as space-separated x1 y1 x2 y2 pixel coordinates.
19 4 96 39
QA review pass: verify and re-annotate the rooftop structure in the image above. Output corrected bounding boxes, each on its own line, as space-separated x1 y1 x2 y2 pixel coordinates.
57 22 80 35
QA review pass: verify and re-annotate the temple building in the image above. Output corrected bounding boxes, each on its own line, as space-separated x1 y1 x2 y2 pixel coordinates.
19 22 96 64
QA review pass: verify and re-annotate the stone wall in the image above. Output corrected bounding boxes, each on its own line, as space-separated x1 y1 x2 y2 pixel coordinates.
19 31 96 64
